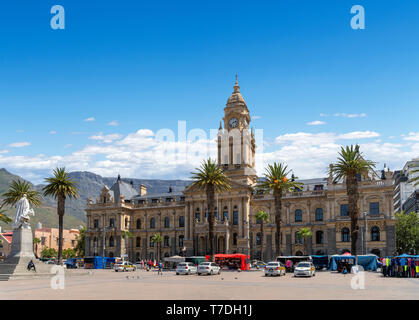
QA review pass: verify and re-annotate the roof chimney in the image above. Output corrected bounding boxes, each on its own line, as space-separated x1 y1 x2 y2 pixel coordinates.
139 184 147 196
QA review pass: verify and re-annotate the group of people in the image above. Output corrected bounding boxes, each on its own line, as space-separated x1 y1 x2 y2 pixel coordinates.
381 257 419 278
336 259 355 274
137 259 164 274
217 258 241 270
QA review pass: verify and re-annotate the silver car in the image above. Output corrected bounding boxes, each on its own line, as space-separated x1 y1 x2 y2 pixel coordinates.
176 262 197 275
264 262 286 277
294 262 316 277
197 262 221 275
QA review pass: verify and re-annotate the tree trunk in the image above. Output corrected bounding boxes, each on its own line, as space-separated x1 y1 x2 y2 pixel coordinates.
260 221 264 262
347 173 359 256
274 189 282 257
57 193 65 266
206 185 215 262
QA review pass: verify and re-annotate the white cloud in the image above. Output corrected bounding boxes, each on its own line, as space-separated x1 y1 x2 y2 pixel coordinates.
8 142 31 148
252 116 261 120
0 150 10 154
337 131 380 140
307 120 326 126
403 132 419 141
334 113 367 118
108 121 119 127
84 117 96 122
49 131 57 135
89 133 123 144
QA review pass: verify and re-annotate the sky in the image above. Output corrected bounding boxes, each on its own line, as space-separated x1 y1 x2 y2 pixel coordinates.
0 0 418 184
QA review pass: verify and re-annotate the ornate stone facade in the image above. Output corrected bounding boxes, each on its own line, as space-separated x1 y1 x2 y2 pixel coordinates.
85 79 396 261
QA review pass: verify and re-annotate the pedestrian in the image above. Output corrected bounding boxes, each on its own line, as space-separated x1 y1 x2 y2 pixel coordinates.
158 261 163 275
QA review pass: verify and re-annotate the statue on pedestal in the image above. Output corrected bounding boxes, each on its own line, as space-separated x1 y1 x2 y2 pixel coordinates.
13 195 35 229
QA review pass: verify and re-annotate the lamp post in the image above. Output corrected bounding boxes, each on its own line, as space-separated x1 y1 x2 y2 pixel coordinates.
362 211 368 255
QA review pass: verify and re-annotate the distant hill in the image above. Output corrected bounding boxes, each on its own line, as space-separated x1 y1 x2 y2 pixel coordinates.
0 168 191 230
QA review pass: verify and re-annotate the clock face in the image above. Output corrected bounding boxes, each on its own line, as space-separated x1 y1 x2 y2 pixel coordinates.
229 118 238 128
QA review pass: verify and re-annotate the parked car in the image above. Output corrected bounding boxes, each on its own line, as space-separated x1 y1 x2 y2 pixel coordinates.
176 262 198 275
114 261 137 272
197 262 221 275
264 261 286 277
294 261 316 277
251 260 267 269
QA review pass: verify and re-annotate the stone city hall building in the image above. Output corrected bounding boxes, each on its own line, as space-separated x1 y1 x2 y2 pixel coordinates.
85 80 396 262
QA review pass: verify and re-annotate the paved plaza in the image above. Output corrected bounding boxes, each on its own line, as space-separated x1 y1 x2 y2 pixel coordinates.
0 269 418 300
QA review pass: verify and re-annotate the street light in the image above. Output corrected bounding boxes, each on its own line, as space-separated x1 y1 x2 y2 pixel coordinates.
362 211 368 255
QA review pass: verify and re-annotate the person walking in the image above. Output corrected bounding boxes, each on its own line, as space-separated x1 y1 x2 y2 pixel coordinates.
158 261 163 275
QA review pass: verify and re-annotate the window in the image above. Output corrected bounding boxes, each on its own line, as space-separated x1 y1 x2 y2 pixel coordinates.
340 204 349 216
150 237 154 247
109 236 115 247
316 231 324 244
315 208 323 221
136 219 141 229
94 219 99 228
295 232 303 244
179 235 184 248
109 218 115 227
179 216 185 227
370 202 380 215
233 211 239 225
295 209 302 222
136 237 141 248
341 228 350 242
233 233 238 246
41 237 46 245
256 233 261 245
125 218 129 228
103 197 107 204
150 218 155 229
357 173 362 181
164 236 170 247
371 227 380 241
164 217 170 228
223 207 229 221
195 213 201 222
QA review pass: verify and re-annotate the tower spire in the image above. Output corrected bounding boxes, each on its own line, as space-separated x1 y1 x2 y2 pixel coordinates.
234 73 240 93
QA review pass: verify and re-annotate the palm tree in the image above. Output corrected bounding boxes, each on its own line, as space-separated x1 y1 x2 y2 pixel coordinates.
0 211 12 224
42 168 78 265
329 145 376 256
1 179 41 208
257 163 303 257
151 233 163 262
121 230 133 261
408 164 419 186
191 158 231 262
75 227 86 257
255 210 269 261
33 237 41 257
296 227 312 255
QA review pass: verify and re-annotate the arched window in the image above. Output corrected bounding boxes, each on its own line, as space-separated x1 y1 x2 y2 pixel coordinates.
109 236 115 247
214 207 219 221
179 235 184 248
233 233 238 246
164 217 170 228
109 218 115 227
316 231 324 244
315 208 323 221
256 232 262 245
150 218 155 229
295 209 302 222
150 237 154 247
223 207 229 221
164 236 170 247
371 226 380 241
233 211 239 225
295 232 303 244
179 216 185 227
341 228 350 242
136 219 141 229
136 237 141 248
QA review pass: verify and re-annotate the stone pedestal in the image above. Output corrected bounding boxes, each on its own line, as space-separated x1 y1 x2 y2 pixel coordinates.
0 227 52 281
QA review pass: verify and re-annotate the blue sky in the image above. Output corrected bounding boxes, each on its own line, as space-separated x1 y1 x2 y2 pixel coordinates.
0 1 418 183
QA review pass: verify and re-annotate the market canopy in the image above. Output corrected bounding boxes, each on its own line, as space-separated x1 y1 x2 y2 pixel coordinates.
356 255 378 271
328 255 356 271
164 256 185 263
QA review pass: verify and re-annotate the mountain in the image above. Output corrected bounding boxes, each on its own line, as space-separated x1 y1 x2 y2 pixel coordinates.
0 168 191 231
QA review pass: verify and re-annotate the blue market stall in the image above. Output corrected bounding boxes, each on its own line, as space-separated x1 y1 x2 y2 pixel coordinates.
311 255 329 270
328 254 356 272
356 254 378 271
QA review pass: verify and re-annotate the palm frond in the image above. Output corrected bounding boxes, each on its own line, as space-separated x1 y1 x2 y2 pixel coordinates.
42 167 79 200
1 179 41 207
190 158 231 193
256 162 304 194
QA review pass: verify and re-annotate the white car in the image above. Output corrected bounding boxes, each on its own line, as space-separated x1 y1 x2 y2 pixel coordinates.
197 262 221 275
294 262 316 277
114 261 137 272
264 261 286 277
176 262 197 275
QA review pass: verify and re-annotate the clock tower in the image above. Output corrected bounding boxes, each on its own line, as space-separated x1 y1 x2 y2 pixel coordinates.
217 76 257 183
